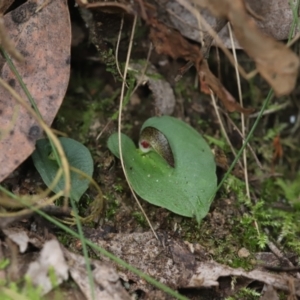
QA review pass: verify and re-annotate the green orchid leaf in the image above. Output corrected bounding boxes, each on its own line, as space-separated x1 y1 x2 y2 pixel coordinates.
32 137 94 202
107 116 217 222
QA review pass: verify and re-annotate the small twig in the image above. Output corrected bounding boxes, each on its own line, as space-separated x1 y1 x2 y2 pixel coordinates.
209 90 244 171
115 14 126 83
96 120 112 140
227 23 263 237
35 0 51 12
249 102 290 118
78 0 133 14
129 42 153 97
265 228 300 279
221 109 263 169
228 23 251 199
175 61 194 82
287 32 300 47
117 16 158 240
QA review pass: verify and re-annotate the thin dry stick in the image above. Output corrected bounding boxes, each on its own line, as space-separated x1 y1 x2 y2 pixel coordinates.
228 23 250 199
96 120 111 140
209 90 244 171
81 1 133 14
0 169 64 210
249 102 290 119
115 14 126 82
287 32 300 47
265 228 300 279
129 42 153 97
117 15 158 240
221 110 263 169
228 24 261 236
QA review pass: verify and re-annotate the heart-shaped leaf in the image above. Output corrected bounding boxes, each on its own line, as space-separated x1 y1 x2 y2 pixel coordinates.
32 137 94 202
107 116 217 222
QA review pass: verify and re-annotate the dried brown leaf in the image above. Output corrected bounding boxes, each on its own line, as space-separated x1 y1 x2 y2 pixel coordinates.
149 17 203 65
0 0 71 182
199 60 254 114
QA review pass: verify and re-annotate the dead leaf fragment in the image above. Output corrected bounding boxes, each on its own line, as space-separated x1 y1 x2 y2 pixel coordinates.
3 226 44 252
199 60 254 114
149 17 203 66
0 0 71 182
63 248 131 300
26 239 69 295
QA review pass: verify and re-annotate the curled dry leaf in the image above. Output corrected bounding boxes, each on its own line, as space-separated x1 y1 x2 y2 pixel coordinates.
149 17 203 66
199 60 254 114
0 0 71 182
194 0 300 96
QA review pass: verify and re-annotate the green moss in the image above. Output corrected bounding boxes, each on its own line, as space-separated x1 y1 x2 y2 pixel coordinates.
132 211 147 227
225 287 261 300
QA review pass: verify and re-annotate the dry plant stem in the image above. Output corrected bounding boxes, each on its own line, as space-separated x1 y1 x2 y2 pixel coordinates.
115 14 126 82
117 15 158 240
227 24 262 237
287 32 300 47
96 120 112 140
65 166 103 224
130 42 153 97
0 78 71 202
0 191 64 217
35 0 51 13
265 228 300 279
0 169 64 209
175 60 194 82
82 1 133 14
221 110 262 169
249 102 290 119
216 46 221 82
228 23 250 199
210 91 244 171
51 128 68 137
